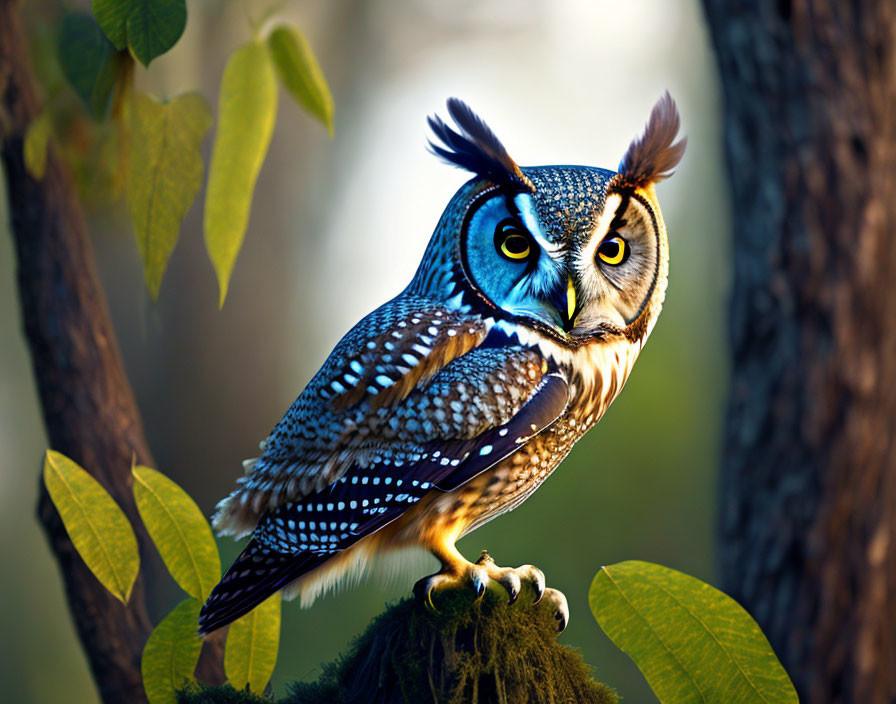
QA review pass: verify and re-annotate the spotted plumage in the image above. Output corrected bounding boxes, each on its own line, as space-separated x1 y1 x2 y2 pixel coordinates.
199 94 685 634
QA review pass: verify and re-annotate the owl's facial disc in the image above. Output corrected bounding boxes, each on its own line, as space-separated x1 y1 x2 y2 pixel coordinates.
574 190 662 331
462 185 663 340
461 191 579 335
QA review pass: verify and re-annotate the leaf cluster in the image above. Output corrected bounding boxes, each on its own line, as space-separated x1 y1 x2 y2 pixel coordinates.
25 2 334 304
92 0 187 68
43 451 282 704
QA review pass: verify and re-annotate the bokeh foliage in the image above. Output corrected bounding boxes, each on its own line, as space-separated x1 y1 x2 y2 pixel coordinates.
203 40 278 307
91 0 188 67
128 92 211 299
26 0 334 304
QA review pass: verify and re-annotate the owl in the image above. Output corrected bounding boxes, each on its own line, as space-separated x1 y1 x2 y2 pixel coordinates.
199 94 685 635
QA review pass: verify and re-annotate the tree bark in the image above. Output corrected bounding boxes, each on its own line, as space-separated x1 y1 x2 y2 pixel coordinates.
0 2 224 702
704 2 896 702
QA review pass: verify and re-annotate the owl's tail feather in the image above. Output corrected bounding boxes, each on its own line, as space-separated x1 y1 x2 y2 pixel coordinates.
198 540 325 635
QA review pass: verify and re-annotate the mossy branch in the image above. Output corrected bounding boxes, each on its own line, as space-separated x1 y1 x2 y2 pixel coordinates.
181 590 617 704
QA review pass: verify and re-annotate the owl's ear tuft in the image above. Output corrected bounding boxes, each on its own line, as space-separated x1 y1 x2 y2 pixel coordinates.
617 91 687 188
428 98 535 193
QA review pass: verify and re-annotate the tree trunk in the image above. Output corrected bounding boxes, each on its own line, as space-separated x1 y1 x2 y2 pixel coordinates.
703 2 896 702
0 2 224 702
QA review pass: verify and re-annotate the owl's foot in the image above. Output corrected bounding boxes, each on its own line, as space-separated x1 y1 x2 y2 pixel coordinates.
413 550 568 632
474 551 568 632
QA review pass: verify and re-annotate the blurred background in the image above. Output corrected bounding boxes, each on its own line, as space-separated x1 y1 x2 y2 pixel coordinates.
0 0 728 701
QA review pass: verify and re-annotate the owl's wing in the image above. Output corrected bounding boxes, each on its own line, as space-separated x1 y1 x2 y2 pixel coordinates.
199 348 568 633
213 296 498 537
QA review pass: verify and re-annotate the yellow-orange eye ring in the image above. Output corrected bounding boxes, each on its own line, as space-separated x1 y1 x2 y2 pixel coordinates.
596 235 629 266
499 233 532 260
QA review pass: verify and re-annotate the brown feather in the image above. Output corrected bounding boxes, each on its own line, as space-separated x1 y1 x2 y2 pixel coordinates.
370 328 483 410
617 91 687 188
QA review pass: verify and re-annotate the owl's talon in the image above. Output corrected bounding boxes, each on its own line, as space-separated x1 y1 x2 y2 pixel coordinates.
543 587 569 633
413 573 448 612
515 564 546 604
415 555 568 633
502 571 522 605
491 569 522 605
471 565 489 599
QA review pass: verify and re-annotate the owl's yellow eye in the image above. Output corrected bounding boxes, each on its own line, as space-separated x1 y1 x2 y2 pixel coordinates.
494 220 533 261
500 234 531 260
596 235 629 266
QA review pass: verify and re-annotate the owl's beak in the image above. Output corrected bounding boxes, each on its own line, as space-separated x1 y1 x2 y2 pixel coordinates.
566 276 577 323
547 275 578 333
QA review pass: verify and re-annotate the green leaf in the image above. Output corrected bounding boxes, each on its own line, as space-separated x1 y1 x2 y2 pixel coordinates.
589 561 798 704
127 92 212 299
141 598 203 704
267 25 334 136
42 449 140 604
92 0 131 49
24 109 53 180
58 13 119 120
224 592 281 694
126 0 187 68
203 41 277 307
132 465 220 600
92 0 186 65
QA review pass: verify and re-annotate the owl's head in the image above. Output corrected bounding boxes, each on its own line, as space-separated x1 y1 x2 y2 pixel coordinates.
412 95 685 347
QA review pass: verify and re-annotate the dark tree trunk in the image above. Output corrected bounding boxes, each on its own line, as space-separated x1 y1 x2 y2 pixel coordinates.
0 2 224 702
703 2 896 702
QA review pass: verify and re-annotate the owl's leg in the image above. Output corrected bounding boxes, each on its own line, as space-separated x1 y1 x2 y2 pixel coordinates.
475 550 569 632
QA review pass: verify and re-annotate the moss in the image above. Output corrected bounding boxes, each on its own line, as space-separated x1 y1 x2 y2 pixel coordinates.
178 683 270 704
182 589 617 704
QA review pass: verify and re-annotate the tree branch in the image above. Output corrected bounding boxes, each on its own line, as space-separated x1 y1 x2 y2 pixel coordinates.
0 2 224 701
